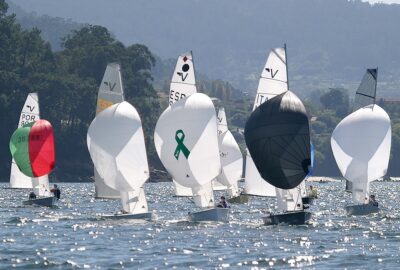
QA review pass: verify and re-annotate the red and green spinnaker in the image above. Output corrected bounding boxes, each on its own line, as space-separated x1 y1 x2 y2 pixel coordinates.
9 119 55 177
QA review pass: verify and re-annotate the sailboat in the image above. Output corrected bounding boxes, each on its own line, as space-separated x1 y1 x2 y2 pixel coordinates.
331 68 391 216
244 45 312 225
168 52 227 197
93 63 124 199
9 93 54 207
243 47 283 198
154 93 228 222
87 101 152 220
216 107 247 203
10 118 56 207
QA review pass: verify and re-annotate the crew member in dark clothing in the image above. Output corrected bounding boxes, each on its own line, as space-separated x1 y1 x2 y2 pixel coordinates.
217 196 229 208
50 184 61 200
29 191 36 200
369 194 378 207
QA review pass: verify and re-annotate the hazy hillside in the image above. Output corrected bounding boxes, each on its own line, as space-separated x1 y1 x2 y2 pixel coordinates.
10 0 400 97
7 1 82 50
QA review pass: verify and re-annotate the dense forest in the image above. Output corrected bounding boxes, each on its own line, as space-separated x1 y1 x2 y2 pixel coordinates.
1 0 400 182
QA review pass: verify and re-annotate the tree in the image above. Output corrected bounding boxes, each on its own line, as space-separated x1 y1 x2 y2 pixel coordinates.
320 88 350 118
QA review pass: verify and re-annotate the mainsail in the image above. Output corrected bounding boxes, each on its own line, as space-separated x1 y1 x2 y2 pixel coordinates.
87 102 150 214
244 47 288 197
9 93 50 195
94 63 124 199
216 107 243 197
154 93 221 208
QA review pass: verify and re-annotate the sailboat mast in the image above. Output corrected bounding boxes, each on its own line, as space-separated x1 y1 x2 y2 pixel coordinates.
284 43 289 90
373 67 378 109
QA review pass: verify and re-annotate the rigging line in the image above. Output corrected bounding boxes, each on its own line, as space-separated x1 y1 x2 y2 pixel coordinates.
356 92 375 99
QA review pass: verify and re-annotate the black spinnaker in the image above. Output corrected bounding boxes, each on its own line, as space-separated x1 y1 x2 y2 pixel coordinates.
244 90 311 189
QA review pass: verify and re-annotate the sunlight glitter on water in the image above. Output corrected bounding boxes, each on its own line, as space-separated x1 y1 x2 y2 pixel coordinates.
1 181 400 268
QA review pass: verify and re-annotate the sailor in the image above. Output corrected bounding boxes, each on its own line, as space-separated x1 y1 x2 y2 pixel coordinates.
29 191 36 200
217 196 229 208
50 184 61 200
369 194 378 207
309 185 318 198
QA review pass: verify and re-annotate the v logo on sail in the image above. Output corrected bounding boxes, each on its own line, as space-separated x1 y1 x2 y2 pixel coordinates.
174 129 190 160
104 81 117 91
265 68 278 78
26 105 35 112
177 72 189 82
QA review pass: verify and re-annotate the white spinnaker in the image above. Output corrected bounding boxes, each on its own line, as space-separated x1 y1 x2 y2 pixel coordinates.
87 102 150 214
94 63 124 199
169 52 197 196
10 93 50 195
331 104 391 203
217 129 243 197
154 93 221 208
245 47 288 197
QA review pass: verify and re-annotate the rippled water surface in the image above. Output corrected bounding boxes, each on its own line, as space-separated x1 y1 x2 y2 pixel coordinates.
1 181 400 269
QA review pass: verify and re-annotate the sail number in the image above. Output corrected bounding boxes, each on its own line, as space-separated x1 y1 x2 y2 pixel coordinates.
96 98 114 114
20 113 36 126
169 90 186 105
254 94 268 109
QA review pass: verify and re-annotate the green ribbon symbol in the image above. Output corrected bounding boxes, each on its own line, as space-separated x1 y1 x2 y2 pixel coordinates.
174 129 190 160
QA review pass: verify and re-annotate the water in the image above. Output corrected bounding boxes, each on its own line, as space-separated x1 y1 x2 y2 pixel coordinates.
1 181 400 269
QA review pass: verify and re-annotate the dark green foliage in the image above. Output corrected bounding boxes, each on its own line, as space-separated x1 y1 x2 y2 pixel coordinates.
0 1 160 180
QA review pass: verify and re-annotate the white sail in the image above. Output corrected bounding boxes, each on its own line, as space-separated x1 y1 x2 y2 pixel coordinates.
253 47 288 110
217 107 228 135
331 104 391 203
169 52 196 105
276 186 303 212
94 63 124 199
154 93 221 208
10 93 50 194
217 129 243 197
244 47 288 196
87 101 150 214
192 182 215 208
244 152 276 197
169 52 197 196
299 181 307 198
